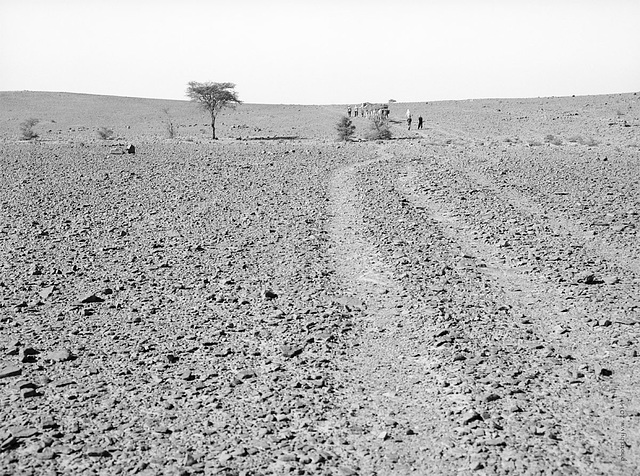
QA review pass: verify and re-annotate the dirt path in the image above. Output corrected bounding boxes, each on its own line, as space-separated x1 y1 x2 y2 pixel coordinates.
326 151 463 474
395 152 639 473
323 129 639 474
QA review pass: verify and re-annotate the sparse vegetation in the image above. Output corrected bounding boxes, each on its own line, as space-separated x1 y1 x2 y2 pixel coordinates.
336 116 355 141
163 107 176 139
20 118 39 140
544 134 563 146
366 116 392 140
567 135 599 146
2 91 640 475
97 127 114 140
186 81 241 140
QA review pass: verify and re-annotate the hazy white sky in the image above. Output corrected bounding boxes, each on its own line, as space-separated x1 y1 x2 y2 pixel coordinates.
1 0 639 104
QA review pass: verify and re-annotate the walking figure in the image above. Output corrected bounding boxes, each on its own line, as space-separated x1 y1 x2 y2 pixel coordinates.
354 106 358 117
406 109 412 130
347 106 352 117
418 116 423 129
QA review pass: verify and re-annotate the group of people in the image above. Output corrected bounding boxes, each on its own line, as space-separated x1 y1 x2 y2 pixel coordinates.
347 104 389 119
347 105 364 117
405 109 423 130
346 105 425 131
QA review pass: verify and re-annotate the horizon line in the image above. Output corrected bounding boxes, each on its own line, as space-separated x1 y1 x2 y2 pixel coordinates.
2 89 638 106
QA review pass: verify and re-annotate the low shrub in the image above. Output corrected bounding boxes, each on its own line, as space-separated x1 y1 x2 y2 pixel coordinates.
20 118 39 140
163 107 176 139
567 135 599 146
366 116 392 140
336 116 355 141
97 127 114 140
544 134 563 146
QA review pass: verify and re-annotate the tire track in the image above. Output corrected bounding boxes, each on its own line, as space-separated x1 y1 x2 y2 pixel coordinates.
326 151 461 474
462 167 640 277
389 147 640 474
414 121 640 276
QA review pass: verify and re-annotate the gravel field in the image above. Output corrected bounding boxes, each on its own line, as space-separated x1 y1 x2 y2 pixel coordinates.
0 91 639 475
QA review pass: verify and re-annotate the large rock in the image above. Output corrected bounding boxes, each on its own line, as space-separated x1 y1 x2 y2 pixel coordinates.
43 348 73 362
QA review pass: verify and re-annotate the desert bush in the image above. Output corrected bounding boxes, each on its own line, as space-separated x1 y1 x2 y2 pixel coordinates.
97 127 114 140
336 116 355 141
163 107 176 139
566 135 598 146
544 134 563 146
20 118 39 140
366 116 392 141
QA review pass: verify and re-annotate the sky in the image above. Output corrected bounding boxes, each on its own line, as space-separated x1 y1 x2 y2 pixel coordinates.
1 0 639 104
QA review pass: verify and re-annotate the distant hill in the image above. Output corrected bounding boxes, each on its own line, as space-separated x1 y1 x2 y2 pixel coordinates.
0 90 637 143
0 91 348 141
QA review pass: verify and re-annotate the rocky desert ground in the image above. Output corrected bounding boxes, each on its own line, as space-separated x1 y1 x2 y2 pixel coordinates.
0 91 639 475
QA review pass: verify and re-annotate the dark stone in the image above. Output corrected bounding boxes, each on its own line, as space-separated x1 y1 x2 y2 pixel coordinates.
78 293 105 304
281 345 303 358
599 367 613 377
262 289 278 300
463 411 483 425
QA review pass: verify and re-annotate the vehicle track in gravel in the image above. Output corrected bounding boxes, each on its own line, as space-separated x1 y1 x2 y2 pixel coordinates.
323 134 639 473
462 166 640 277
326 139 633 474
383 127 640 473
326 151 464 474
412 123 640 276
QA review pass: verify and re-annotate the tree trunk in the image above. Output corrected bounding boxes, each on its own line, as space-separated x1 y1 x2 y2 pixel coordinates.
211 112 217 140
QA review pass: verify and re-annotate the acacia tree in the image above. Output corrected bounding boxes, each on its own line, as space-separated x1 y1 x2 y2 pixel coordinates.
186 81 241 139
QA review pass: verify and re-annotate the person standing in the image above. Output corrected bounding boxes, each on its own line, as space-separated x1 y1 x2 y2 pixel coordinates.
347 106 352 117
418 116 423 129
406 109 412 130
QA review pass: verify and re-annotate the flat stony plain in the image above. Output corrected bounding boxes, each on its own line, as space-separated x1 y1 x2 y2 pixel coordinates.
0 91 639 475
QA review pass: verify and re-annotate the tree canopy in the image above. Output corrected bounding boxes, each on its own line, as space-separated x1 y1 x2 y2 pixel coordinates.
186 81 241 139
